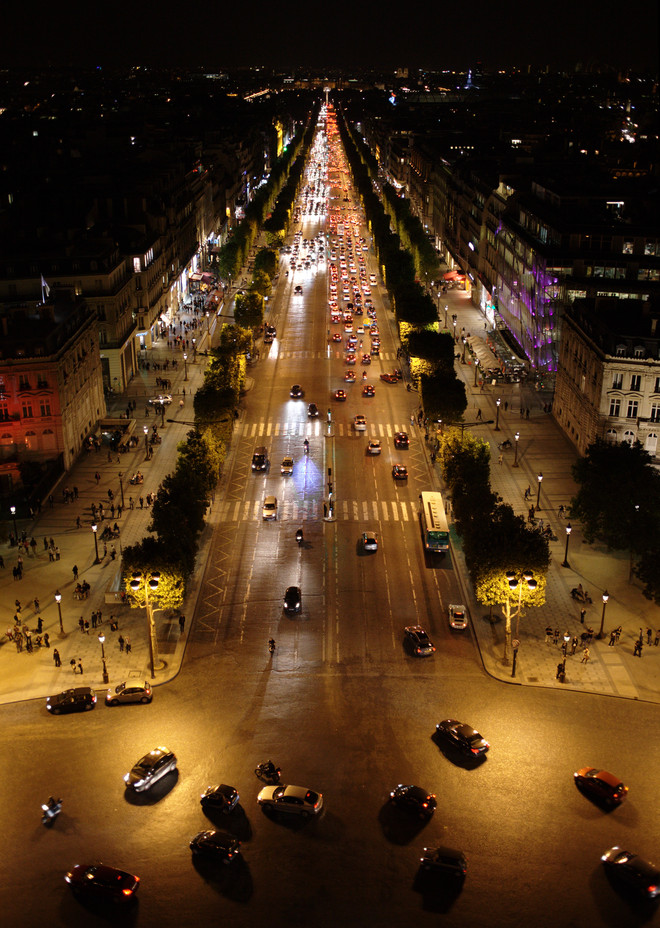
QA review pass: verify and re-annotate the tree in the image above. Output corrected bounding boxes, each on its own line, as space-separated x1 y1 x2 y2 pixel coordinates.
249 269 272 298
122 536 185 611
234 291 263 330
419 371 467 424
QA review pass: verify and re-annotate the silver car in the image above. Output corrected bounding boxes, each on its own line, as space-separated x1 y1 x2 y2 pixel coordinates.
124 746 177 792
106 681 152 706
257 784 323 818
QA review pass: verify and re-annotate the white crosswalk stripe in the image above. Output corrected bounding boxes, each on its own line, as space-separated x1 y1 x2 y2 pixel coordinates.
216 499 419 523
242 421 411 440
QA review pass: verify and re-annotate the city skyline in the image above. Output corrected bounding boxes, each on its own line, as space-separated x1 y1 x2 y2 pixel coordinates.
1 0 658 73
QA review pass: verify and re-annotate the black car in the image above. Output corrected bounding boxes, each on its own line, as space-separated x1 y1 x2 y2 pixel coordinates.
200 784 239 814
65 864 139 902
394 431 409 449
308 402 319 417
123 746 177 792
290 384 303 398
190 830 241 863
390 784 437 819
47 687 97 714
283 586 302 614
435 719 490 756
404 626 436 657
420 846 468 878
601 847 660 898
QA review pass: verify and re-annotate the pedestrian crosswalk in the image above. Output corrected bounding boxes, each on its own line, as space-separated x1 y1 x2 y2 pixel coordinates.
241 421 413 439
215 498 420 523
264 350 397 361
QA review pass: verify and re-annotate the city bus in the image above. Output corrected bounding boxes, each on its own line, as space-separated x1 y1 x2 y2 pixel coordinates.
419 491 450 554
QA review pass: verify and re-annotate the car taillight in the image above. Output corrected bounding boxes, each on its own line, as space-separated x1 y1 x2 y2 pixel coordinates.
122 888 134 897
648 885 658 894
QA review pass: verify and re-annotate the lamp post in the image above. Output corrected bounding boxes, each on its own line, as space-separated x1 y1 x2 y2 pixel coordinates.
504 570 537 664
495 397 501 431
536 472 543 510
54 590 64 634
183 353 188 381
118 472 125 508
91 523 100 564
143 425 149 457
444 303 449 329
98 632 109 684
130 571 161 678
192 337 196 358
513 431 520 467
461 337 467 364
562 522 572 568
474 359 480 387
597 590 609 640
452 319 457 343
10 505 18 541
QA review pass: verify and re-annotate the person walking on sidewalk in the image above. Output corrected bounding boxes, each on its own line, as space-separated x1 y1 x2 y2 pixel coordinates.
77 660 83 675
118 635 125 652
179 615 186 634
609 630 616 646
647 628 653 645
53 648 61 667
571 636 578 655
498 454 503 465
580 608 586 625
655 629 660 647
581 647 590 663
72 565 79 581
634 639 643 657
125 636 131 655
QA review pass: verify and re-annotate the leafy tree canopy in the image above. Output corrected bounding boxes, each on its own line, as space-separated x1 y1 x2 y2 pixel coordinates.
419 371 467 424
122 536 185 610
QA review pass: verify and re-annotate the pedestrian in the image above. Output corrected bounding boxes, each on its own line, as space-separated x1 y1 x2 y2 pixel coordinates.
95 471 101 484
125 636 132 655
79 617 85 633
561 639 568 658
15 599 21 613
110 545 116 560
37 616 43 634
118 634 125 652
139 497 144 509
608 630 616 646
524 486 531 500
53 648 61 667
571 636 578 655
84 620 90 634
179 614 185 633
633 640 643 657
580 608 586 625
655 630 660 647
553 628 559 645
475 408 482 420
72 564 79 580
76 516 81 529
498 454 503 465
520 407 524 418
647 628 653 645
129 497 134 510
91 611 97 629
77 660 83 675
70 659 76 672
545 625 553 643
525 408 530 419
504 401 508 412
558 505 565 518
43 632 50 648
55 546 60 560
581 647 590 663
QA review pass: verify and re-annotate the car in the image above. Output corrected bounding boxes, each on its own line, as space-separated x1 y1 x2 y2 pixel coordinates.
262 496 278 520
290 385 303 398
370 274 377 285
601 847 660 898
392 464 408 480
105 681 152 706
380 373 398 384
124 746 177 792
371 345 380 355
346 336 358 348
354 415 367 431
47 687 97 714
356 325 365 334
265 324 276 337
294 285 303 294
448 604 468 629
334 389 347 401
362 531 378 551
331 332 342 342
420 846 468 879
200 784 240 814
345 371 356 382
281 456 294 476
190 830 241 863
361 354 371 365
65 863 140 903
394 431 409 449
404 626 436 657
363 384 375 397
344 323 353 333
283 586 302 614
148 394 172 406
574 767 628 807
367 440 381 455
389 784 437 819
345 354 356 365
307 402 319 418
257 784 323 818
436 719 490 755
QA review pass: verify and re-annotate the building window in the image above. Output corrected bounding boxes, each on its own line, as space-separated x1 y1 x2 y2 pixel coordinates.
22 402 33 418
622 241 634 254
612 373 623 390
650 404 660 423
606 428 617 442
626 400 639 419
18 376 30 391
0 402 9 421
630 374 641 391
609 398 621 417
623 430 636 445
39 400 52 417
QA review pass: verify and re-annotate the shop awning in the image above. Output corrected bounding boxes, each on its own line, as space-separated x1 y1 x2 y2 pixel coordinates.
189 273 203 281
201 272 215 282
443 270 460 280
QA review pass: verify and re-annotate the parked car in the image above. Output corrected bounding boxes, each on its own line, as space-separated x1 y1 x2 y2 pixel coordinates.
124 747 177 792
105 681 152 706
47 687 96 714
389 784 436 819
257 784 323 818
65 864 139 903
420 846 468 879
436 719 490 755
200 784 240 814
189 830 241 863
404 626 436 657
448 604 468 630
601 847 660 898
574 767 628 807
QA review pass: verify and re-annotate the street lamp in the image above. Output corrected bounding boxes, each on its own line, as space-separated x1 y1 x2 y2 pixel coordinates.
98 632 109 684
183 352 188 381
562 522 572 568
513 431 520 467
461 337 467 364
54 590 64 634
10 505 18 541
192 337 196 358
91 523 100 564
536 472 543 510
143 425 149 457
474 359 480 387
130 571 161 678
444 303 449 329
452 319 457 343
507 570 537 641
118 472 125 508
495 397 501 431
597 590 609 640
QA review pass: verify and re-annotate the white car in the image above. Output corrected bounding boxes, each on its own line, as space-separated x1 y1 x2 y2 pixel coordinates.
354 415 367 431
257 784 323 818
149 394 172 405
362 531 378 551
262 496 278 520
281 456 294 476
449 604 468 629
367 440 381 455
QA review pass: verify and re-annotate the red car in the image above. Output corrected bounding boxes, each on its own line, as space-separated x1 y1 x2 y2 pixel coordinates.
65 863 140 903
380 373 398 384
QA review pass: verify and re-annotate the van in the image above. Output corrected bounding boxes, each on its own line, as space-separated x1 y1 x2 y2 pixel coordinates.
252 447 269 471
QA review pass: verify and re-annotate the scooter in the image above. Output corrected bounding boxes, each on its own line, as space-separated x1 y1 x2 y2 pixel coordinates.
498 439 512 451
255 761 281 783
571 588 593 604
41 797 62 825
296 529 303 547
303 439 309 454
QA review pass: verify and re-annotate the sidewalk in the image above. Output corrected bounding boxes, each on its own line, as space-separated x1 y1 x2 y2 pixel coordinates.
0 300 216 705
439 286 660 703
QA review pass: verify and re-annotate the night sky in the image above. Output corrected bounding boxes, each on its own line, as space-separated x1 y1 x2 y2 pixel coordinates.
1 0 657 72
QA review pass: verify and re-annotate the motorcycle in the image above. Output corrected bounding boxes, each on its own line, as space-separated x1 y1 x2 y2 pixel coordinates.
571 587 593 604
255 761 281 784
541 527 558 541
296 529 303 547
303 439 309 454
498 439 512 451
41 797 62 825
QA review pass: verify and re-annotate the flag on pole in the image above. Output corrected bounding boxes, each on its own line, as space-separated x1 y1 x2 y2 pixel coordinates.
40 274 50 301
